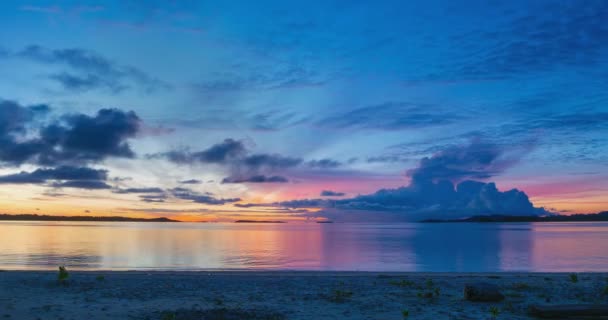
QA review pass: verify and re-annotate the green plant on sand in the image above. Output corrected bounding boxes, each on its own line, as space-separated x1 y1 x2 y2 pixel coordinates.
489 306 500 318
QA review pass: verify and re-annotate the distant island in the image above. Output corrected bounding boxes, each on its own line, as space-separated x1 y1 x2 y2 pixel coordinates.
0 214 179 222
234 220 286 223
421 211 608 223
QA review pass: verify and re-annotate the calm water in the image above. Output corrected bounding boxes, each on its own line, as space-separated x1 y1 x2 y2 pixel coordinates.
1 221 607 272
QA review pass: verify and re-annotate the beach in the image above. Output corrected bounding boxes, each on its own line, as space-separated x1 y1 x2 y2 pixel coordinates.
1 271 607 319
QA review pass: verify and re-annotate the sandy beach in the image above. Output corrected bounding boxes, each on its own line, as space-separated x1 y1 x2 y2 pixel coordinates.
1 271 607 319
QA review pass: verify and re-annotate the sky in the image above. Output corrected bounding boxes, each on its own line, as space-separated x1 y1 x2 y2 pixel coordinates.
0 0 607 222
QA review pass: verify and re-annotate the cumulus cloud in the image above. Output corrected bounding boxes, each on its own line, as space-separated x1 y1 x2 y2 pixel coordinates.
238 140 546 220
0 100 141 166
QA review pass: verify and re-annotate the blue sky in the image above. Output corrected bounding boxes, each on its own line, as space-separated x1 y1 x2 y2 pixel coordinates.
0 0 607 221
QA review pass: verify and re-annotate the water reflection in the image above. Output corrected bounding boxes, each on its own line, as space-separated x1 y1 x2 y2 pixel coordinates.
0 221 607 271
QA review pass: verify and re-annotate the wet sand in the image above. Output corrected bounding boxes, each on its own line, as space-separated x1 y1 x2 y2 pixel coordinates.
0 271 607 319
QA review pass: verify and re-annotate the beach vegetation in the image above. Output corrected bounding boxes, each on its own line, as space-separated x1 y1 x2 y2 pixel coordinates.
57 266 69 284
569 273 578 283
489 306 500 318
96 275 105 281
401 309 409 318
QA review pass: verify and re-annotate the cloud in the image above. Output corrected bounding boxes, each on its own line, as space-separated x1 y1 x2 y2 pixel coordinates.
113 187 164 194
251 179 545 220
179 179 202 184
321 190 345 197
317 102 460 130
222 175 289 184
238 140 546 220
307 159 342 169
15 45 169 93
0 166 110 190
150 138 323 185
451 1 608 78
242 154 302 170
39 108 141 164
366 156 408 163
51 180 112 189
49 73 125 93
139 194 168 203
150 139 246 164
0 101 141 166
406 139 530 183
170 187 240 205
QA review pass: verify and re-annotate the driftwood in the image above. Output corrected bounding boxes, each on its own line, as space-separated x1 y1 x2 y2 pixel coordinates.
463 283 504 302
529 304 608 318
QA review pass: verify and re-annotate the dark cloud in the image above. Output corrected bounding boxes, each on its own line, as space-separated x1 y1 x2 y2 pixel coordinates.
150 138 317 184
16 45 169 93
0 166 107 184
317 102 460 130
149 139 246 164
51 180 112 189
113 187 164 194
140 194 168 203
406 139 528 183
179 179 202 184
192 139 247 163
242 154 302 170
307 158 342 169
222 175 289 184
0 101 141 166
38 108 141 164
170 187 240 205
321 190 345 197
0 166 111 190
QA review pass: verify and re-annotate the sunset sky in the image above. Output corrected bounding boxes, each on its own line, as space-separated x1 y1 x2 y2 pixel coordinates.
0 0 607 221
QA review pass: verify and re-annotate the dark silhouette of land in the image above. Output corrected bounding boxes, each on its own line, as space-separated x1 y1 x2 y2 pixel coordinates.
0 214 178 222
421 211 608 223
234 220 285 223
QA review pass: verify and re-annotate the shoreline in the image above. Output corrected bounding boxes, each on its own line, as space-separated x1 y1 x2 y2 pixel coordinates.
1 271 607 319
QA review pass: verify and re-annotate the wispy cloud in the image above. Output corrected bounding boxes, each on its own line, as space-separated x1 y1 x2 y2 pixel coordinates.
14 45 169 93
